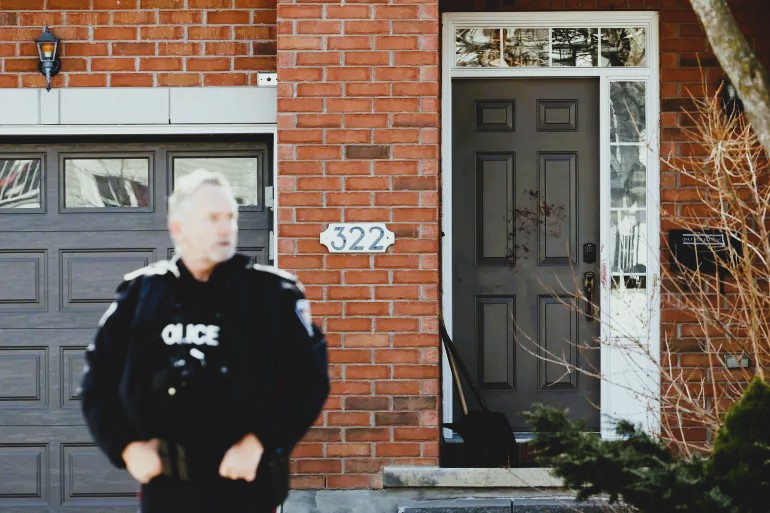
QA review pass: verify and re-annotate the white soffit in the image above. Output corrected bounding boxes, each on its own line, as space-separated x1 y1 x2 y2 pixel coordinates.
170 87 277 124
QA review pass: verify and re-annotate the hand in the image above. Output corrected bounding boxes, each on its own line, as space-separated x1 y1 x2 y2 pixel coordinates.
218 433 264 482
122 439 162 484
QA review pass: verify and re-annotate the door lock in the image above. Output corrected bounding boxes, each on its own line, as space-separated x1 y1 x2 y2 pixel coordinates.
582 271 596 322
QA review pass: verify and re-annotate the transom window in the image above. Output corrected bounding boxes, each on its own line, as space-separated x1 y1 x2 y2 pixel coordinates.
455 27 646 68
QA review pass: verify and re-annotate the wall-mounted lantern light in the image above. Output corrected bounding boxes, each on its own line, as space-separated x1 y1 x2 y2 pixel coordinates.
35 26 61 92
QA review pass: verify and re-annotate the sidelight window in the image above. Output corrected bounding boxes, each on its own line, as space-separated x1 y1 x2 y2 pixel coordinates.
609 80 649 333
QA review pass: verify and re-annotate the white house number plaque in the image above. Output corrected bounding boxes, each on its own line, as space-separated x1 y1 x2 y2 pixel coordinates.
320 223 395 253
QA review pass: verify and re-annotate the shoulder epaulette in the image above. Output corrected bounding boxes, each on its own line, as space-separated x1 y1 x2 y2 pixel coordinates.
123 258 180 282
251 263 305 292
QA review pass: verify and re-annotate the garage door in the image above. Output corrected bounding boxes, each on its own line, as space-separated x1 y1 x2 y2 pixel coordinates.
0 140 272 512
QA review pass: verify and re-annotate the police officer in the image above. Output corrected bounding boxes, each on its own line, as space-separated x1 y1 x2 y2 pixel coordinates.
81 169 329 513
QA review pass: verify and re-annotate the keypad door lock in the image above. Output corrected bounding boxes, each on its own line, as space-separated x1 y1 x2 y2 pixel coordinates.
583 243 596 264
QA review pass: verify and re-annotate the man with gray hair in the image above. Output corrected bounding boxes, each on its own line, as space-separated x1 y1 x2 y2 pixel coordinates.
81 169 329 513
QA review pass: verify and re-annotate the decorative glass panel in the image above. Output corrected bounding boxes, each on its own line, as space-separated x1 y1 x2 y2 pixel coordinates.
610 209 648 276
601 28 646 67
503 28 549 67
456 28 503 67
173 157 260 207
610 145 647 208
610 81 646 142
551 28 597 67
0 159 41 209
64 159 150 208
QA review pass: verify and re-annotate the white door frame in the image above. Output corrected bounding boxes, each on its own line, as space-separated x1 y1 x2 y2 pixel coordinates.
441 11 661 439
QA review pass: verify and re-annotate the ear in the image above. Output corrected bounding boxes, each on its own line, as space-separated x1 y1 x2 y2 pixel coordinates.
168 218 182 241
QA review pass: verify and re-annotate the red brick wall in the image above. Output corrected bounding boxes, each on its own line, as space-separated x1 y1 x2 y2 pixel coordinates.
274 0 770 487
658 1 770 445
276 0 441 490
0 0 276 88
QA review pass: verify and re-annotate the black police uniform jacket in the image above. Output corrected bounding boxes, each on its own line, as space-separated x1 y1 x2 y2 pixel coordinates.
80 254 330 501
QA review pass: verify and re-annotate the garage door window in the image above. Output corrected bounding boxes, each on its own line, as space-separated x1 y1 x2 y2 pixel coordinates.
0 158 42 210
172 157 260 208
63 158 151 209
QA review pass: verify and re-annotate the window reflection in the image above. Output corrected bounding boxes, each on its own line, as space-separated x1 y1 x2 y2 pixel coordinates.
551 28 597 67
0 159 41 209
610 146 647 208
173 157 260 207
456 28 503 67
601 28 646 67
610 210 647 277
503 28 549 67
610 82 646 142
64 159 150 208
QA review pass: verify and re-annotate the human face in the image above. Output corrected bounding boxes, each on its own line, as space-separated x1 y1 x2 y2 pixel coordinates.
170 184 238 269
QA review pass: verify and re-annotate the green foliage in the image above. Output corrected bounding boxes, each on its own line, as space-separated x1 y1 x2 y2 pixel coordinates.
525 379 770 512
708 377 770 513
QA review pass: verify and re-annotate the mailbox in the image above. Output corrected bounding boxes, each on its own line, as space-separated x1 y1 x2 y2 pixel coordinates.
668 229 741 275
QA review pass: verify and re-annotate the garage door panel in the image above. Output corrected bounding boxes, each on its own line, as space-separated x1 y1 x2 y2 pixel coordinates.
0 250 47 312
0 312 109 330
0 346 48 409
61 444 138 504
2 212 274 233
0 215 171 233
0 443 49 505
60 347 86 410
61 249 157 311
236 231 270 265
0 332 90 426
0 426 141 512
0 231 172 249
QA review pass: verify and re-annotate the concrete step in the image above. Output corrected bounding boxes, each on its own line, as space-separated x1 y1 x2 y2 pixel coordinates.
398 498 611 513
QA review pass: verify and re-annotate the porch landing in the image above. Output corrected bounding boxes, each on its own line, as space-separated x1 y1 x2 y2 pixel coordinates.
283 466 622 513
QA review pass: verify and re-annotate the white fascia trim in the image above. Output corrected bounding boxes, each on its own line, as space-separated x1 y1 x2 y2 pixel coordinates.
441 10 660 439
0 124 277 136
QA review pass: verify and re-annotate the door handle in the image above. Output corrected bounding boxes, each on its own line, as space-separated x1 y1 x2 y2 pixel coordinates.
582 271 596 321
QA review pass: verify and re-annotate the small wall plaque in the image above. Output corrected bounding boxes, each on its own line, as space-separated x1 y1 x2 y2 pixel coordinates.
320 223 395 253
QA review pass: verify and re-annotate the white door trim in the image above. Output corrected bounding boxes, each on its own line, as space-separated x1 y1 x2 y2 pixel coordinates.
441 11 661 439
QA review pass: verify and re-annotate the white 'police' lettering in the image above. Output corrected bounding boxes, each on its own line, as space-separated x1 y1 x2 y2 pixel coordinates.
161 323 220 346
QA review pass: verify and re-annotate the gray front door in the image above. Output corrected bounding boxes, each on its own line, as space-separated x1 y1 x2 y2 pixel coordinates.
0 140 270 512
452 78 600 432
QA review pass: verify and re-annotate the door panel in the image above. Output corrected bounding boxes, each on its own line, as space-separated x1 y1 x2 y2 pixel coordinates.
453 78 600 431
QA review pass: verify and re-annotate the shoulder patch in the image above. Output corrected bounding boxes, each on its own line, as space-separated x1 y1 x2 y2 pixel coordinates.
251 263 306 293
123 258 180 282
295 299 314 337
